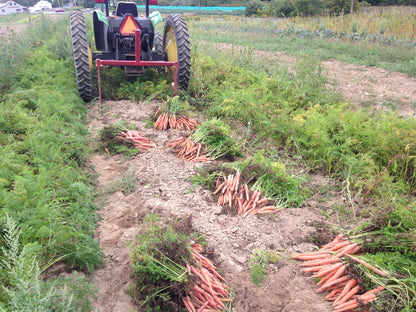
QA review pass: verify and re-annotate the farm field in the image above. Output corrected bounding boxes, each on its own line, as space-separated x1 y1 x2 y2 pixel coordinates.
0 8 415 312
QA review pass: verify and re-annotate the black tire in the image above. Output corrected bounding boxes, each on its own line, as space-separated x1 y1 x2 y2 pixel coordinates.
163 14 191 90
70 12 93 102
153 31 163 55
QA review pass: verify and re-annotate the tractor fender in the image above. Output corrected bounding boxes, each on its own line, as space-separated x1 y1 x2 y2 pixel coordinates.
93 10 109 51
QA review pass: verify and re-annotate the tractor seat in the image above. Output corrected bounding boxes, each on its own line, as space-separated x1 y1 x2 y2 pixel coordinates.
116 2 138 17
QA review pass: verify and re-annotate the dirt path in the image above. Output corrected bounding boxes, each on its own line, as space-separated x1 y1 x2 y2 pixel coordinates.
87 100 337 312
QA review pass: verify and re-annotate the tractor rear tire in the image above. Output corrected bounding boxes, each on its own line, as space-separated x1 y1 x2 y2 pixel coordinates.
70 12 93 103
163 14 191 90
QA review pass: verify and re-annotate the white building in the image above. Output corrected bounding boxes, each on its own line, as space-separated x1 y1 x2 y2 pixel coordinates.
29 0 52 13
0 0 28 15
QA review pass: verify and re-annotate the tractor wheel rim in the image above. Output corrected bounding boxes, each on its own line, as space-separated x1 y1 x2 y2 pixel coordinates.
165 26 177 79
88 45 93 70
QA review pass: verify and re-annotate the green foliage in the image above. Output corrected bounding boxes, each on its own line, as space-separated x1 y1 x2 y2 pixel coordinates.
245 0 263 16
233 150 307 206
96 67 173 101
129 215 192 310
192 118 241 160
249 249 280 287
98 122 141 157
0 16 103 308
0 214 95 312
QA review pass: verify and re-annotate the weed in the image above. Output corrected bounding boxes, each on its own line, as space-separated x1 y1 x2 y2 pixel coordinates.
249 249 280 287
0 214 95 312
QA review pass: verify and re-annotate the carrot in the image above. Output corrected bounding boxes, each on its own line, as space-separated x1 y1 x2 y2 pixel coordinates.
336 242 360 257
356 293 376 302
361 285 384 295
300 257 341 267
325 288 342 300
183 296 196 312
293 253 331 261
244 184 250 201
327 240 351 252
317 275 350 292
333 284 360 306
345 254 387 276
333 299 360 312
303 265 329 273
333 279 358 305
214 180 227 195
312 262 343 277
197 301 209 312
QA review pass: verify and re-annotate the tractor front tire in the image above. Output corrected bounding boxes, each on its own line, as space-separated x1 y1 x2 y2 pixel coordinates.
70 12 93 102
163 14 191 90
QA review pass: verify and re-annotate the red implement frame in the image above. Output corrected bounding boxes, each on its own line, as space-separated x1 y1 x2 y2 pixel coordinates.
96 28 179 104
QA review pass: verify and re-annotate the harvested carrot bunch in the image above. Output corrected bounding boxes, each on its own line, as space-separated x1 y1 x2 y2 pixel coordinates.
214 171 284 217
153 96 198 131
154 111 198 131
184 241 232 312
117 130 156 151
167 136 211 162
293 235 386 312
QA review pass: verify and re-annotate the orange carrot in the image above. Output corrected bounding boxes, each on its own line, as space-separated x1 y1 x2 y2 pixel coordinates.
300 257 341 267
333 299 360 312
328 240 351 252
325 288 342 300
345 254 387 276
333 284 360 306
336 242 360 257
361 285 384 296
293 253 331 261
313 262 343 277
356 293 376 302
333 279 358 305
317 275 350 292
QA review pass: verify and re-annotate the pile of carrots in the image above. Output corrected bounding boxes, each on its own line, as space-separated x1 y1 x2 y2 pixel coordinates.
293 235 386 312
167 136 211 162
117 130 156 151
213 171 282 216
183 242 231 312
153 110 198 131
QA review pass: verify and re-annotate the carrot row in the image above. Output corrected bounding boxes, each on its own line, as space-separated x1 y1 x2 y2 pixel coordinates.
293 235 385 312
184 242 231 312
214 172 284 217
154 111 198 131
167 136 211 162
118 130 156 151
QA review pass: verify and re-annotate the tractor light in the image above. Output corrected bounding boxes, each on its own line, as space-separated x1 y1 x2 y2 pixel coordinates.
119 15 139 36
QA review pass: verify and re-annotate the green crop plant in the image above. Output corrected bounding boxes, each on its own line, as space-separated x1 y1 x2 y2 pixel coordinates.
192 118 241 160
232 150 307 206
129 214 192 310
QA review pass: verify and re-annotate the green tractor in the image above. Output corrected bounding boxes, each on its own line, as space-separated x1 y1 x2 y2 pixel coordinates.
69 0 191 102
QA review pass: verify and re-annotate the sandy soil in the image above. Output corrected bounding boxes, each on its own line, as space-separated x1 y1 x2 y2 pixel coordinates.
87 100 339 312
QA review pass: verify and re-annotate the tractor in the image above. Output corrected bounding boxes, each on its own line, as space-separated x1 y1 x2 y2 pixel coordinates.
69 0 191 102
